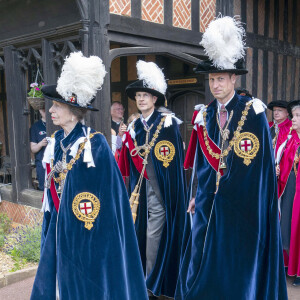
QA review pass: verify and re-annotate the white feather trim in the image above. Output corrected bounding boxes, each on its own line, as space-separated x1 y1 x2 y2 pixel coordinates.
194 105 207 126
136 60 167 95
161 113 183 127
200 16 246 70
127 120 136 140
56 51 107 107
249 98 267 114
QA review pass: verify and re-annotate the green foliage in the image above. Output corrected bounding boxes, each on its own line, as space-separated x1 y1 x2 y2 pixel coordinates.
27 83 44 98
0 228 5 250
9 248 27 272
6 224 41 263
0 212 12 234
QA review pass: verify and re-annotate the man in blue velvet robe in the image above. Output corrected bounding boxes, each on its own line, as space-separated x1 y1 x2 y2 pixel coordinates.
118 60 190 299
175 16 287 300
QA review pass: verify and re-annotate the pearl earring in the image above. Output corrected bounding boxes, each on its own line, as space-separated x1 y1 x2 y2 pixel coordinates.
72 116 74 122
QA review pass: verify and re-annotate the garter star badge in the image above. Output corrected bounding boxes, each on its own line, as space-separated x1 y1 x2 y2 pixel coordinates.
154 140 175 168
72 192 100 230
234 132 260 166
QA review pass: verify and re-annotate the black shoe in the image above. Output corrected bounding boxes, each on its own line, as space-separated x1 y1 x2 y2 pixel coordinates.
293 277 300 286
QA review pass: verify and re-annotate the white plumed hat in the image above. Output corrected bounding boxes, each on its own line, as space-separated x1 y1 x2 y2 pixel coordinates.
125 60 167 106
194 16 248 75
42 51 106 111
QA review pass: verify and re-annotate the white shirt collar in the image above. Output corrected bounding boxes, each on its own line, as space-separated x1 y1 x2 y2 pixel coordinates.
141 110 154 123
217 92 235 111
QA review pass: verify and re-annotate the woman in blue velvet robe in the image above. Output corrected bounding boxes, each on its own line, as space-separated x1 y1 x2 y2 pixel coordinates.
30 52 148 300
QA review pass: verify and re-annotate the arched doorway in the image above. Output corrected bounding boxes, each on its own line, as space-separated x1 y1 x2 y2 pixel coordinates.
170 90 205 149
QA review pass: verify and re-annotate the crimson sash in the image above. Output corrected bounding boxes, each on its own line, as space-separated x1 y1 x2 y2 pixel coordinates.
184 110 223 175
118 132 149 179
46 163 60 212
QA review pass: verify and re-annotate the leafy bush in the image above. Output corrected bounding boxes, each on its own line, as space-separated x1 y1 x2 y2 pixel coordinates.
0 212 12 234
0 228 4 250
5 223 41 263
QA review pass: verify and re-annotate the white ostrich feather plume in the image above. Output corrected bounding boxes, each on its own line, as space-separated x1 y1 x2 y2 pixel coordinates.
200 16 246 70
56 51 107 107
136 60 167 95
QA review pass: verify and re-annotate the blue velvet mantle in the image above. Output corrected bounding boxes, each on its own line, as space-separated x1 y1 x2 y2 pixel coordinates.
128 110 191 297
175 94 288 299
31 122 148 300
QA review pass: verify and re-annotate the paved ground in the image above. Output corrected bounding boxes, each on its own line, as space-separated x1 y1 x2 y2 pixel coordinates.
0 275 299 299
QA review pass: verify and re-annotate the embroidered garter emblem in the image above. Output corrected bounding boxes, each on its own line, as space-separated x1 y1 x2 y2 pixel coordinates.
234 132 260 166
154 140 175 168
72 192 100 230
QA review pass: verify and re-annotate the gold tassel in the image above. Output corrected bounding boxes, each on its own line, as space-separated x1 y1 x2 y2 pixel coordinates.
165 96 168 107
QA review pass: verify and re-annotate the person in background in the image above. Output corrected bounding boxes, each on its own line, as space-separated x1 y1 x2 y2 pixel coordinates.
111 101 126 134
30 106 47 190
276 99 300 287
267 100 292 157
127 112 140 125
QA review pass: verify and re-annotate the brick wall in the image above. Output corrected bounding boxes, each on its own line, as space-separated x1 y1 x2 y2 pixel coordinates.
200 0 216 32
110 0 131 16
142 0 164 24
173 0 191 30
0 200 43 226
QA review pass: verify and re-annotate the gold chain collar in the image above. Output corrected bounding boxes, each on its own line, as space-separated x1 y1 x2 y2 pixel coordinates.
202 101 253 160
51 131 101 184
131 117 166 157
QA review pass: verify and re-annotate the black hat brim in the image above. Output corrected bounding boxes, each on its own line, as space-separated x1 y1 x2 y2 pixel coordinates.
287 100 300 118
42 85 99 111
267 100 289 111
194 59 248 75
125 80 165 106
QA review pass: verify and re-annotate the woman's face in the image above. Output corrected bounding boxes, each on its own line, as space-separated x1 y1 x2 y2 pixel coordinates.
49 101 76 128
292 107 300 131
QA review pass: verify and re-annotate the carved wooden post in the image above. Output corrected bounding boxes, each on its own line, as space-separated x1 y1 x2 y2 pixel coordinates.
42 39 59 135
76 0 111 145
4 46 32 201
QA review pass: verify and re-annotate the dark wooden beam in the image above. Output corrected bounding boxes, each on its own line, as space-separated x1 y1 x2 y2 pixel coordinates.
283 0 288 42
132 0 141 19
246 33 300 58
42 39 60 136
4 46 32 201
80 0 111 143
292 0 297 45
281 55 287 99
262 51 268 103
191 0 200 32
252 48 258 97
273 53 278 101
164 0 173 27
108 14 203 49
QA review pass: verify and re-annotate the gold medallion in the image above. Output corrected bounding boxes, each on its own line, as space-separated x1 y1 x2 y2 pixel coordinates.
154 140 175 168
72 192 100 230
234 132 260 166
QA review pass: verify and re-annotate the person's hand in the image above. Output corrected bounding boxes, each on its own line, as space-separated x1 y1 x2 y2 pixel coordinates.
187 197 195 214
276 165 280 177
39 138 48 148
118 123 127 136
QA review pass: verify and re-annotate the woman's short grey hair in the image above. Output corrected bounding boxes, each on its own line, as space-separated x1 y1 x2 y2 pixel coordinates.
291 105 300 113
68 105 87 121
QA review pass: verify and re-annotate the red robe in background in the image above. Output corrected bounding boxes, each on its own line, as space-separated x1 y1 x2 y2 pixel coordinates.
269 118 292 157
278 130 300 276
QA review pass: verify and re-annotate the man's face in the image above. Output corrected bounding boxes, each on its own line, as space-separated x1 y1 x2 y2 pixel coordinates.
209 73 236 103
111 103 124 120
135 91 157 114
273 106 289 124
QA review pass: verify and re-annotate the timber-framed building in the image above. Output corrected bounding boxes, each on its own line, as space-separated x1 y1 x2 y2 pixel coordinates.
0 0 299 222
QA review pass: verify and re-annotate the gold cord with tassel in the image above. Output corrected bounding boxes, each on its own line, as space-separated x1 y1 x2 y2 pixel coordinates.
129 117 165 223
